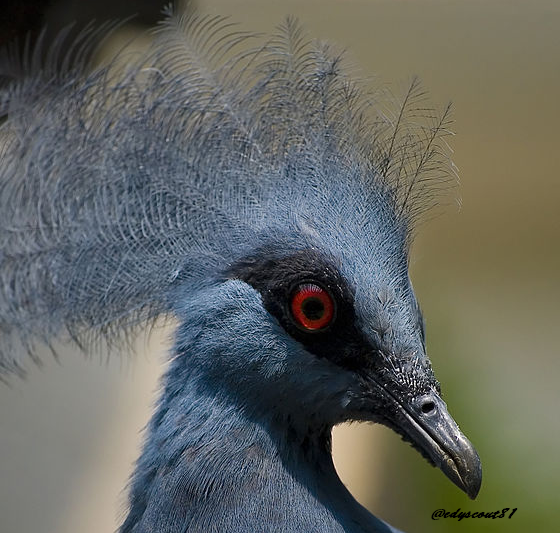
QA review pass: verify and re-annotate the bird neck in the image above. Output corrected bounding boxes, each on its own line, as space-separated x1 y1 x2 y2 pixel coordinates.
121 359 395 533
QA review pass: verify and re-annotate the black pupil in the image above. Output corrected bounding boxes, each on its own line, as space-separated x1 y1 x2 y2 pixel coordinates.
302 297 325 320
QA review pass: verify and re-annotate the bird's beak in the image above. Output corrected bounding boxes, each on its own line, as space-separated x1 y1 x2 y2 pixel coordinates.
390 392 482 499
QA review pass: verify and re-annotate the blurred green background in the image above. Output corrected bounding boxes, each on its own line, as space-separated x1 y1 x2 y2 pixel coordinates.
0 1 558 532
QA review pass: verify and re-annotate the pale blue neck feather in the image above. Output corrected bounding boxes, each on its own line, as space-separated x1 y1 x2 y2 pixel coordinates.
122 362 401 533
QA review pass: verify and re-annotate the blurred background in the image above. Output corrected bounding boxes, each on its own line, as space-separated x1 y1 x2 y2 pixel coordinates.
0 0 558 532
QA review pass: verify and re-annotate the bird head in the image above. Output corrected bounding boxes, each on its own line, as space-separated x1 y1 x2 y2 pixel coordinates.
0 13 481 501
169 157 481 499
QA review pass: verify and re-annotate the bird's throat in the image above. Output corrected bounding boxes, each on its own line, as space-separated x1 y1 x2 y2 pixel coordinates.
120 366 393 533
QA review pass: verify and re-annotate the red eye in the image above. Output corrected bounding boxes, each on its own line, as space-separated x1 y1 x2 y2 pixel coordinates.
290 283 335 331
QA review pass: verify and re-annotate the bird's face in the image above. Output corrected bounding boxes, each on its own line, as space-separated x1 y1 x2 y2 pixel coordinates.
173 179 481 499
226 248 480 498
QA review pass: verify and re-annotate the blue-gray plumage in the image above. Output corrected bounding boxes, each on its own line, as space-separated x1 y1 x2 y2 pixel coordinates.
0 10 481 532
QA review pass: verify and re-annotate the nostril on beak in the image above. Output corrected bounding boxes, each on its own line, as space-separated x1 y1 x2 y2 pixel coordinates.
420 399 436 414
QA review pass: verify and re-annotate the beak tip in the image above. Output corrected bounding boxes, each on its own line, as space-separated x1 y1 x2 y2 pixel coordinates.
466 480 481 500
454 446 482 500
465 460 482 500
431 419 482 501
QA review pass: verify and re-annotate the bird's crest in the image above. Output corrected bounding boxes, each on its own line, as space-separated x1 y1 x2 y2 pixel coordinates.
0 12 455 376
